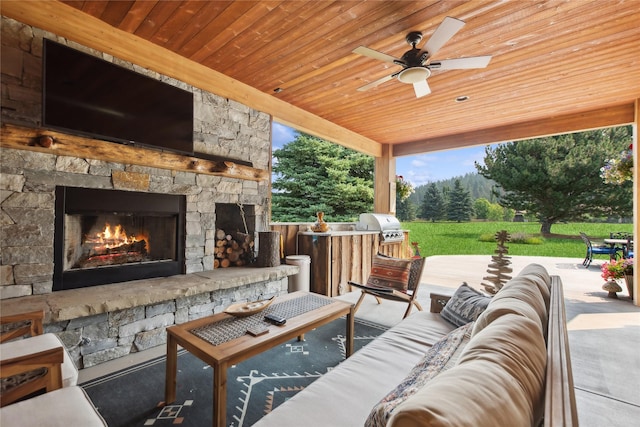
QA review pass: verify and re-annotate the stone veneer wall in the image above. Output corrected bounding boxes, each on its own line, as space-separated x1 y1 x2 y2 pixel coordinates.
55 277 289 368
0 17 286 368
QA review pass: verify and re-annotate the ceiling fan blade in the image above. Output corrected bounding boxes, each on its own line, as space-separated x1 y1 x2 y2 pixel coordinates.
353 46 399 64
423 16 465 57
357 74 395 92
413 79 431 98
430 56 492 70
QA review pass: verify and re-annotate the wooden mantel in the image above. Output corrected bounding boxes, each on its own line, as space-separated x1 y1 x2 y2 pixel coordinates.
1 123 269 182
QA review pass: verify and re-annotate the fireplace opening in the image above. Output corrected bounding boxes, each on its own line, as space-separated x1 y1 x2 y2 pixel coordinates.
54 187 185 291
64 214 176 270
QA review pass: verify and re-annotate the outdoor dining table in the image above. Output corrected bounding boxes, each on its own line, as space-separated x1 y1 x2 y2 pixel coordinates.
604 238 634 258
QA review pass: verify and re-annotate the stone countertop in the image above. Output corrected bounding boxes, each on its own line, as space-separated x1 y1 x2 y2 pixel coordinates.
297 230 381 236
0 265 298 323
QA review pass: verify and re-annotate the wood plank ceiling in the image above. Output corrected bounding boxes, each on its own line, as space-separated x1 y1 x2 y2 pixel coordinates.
7 1 640 157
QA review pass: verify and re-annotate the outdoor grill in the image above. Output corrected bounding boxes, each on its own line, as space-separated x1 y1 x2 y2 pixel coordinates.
355 213 404 243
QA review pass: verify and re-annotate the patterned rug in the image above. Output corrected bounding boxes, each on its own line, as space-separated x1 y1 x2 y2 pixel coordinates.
82 318 386 427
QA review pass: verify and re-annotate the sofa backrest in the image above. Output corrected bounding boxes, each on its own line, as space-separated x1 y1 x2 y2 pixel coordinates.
472 264 550 337
387 313 546 427
388 263 577 427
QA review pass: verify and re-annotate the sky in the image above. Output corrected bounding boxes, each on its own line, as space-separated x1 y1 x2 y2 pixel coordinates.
272 122 494 187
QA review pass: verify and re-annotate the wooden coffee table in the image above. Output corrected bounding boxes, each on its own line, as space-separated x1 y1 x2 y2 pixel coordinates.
164 291 354 427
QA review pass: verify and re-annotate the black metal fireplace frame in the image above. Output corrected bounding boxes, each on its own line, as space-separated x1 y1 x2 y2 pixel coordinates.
53 186 186 291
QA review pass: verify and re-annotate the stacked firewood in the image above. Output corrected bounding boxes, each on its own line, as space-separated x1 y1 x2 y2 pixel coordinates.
213 229 254 268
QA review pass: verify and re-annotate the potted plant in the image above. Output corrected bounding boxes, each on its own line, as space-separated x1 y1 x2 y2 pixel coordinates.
600 144 633 184
601 258 634 298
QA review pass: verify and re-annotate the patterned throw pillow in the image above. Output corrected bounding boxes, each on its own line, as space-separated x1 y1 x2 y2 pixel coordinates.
365 322 473 427
366 254 412 292
441 283 491 327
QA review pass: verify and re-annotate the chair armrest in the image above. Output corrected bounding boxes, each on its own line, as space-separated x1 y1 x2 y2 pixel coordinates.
429 292 452 313
0 346 64 407
1 310 45 343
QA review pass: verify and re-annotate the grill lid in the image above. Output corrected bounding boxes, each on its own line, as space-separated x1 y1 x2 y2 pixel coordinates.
356 213 401 231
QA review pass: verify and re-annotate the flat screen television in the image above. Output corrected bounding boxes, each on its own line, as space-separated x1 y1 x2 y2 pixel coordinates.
43 39 194 155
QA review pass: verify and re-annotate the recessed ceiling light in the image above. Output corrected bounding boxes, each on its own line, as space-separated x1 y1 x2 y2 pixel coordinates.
455 95 469 102
274 88 283 93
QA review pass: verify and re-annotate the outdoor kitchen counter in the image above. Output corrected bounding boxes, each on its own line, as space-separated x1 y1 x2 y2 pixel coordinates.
297 231 408 297
297 230 381 236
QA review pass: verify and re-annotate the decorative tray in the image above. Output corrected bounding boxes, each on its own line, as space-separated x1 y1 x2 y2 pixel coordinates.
224 297 275 317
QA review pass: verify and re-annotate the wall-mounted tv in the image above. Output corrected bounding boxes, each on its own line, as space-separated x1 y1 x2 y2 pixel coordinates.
43 39 194 155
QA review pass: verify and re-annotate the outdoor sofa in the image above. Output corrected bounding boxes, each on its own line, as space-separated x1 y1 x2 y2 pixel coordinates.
253 263 577 427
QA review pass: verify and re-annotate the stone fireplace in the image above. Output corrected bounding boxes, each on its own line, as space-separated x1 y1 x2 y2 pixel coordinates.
0 17 298 369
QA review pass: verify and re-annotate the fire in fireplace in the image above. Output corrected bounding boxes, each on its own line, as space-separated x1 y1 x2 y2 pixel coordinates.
54 187 186 291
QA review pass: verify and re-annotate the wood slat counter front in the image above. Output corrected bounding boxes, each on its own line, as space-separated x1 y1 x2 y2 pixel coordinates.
297 231 408 297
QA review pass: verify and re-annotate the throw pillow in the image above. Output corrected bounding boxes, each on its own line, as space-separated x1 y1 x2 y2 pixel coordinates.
440 283 491 327
366 254 412 292
365 322 473 427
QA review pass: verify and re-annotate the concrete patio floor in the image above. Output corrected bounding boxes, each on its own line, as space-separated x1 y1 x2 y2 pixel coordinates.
339 255 640 427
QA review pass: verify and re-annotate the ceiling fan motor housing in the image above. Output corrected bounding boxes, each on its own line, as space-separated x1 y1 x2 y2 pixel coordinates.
405 31 423 47
397 67 431 84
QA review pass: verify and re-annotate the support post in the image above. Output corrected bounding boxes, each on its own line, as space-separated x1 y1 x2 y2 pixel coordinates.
374 144 396 214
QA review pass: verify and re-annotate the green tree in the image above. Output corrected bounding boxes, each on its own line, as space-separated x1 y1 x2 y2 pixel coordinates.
447 179 473 222
476 127 633 234
420 183 446 221
487 204 505 221
396 198 417 221
271 133 374 222
473 198 491 220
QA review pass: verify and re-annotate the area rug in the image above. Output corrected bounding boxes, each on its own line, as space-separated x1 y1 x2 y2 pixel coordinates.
82 318 386 427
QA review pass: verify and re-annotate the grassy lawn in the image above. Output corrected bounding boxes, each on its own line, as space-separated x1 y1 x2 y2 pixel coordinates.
401 221 633 258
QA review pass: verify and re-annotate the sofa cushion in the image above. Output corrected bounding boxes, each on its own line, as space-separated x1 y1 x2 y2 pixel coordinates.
251 311 456 427
473 274 548 336
387 314 546 427
367 254 412 291
0 386 107 426
518 263 552 309
365 322 472 427
440 283 490 327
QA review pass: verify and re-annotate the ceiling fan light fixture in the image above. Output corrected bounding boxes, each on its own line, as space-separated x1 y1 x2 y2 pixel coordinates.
397 67 431 84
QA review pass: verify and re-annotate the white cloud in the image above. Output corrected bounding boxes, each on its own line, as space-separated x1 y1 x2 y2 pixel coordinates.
272 122 297 149
398 145 496 187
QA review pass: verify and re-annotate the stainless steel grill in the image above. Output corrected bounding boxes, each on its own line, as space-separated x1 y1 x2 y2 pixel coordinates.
355 213 404 243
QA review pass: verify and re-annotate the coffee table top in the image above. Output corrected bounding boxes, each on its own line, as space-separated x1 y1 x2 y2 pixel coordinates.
166 291 353 364
190 292 334 346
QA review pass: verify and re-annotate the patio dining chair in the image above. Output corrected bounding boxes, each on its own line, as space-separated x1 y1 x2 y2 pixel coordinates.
579 232 621 268
348 255 425 319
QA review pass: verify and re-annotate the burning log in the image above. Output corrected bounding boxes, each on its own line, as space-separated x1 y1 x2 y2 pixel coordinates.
74 240 149 268
88 240 147 258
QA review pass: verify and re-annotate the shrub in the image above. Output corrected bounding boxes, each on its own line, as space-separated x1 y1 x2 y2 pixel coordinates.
478 232 544 245
478 233 497 242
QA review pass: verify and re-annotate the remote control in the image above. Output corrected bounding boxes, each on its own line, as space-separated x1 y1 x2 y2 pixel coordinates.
246 324 269 337
264 313 286 326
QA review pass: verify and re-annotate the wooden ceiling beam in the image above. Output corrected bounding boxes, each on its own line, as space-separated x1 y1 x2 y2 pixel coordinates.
2 0 382 157
393 103 636 156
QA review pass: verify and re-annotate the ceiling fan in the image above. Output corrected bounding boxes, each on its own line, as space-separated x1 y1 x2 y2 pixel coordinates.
353 17 491 98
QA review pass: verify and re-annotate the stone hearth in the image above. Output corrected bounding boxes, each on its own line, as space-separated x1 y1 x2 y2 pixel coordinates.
0 266 297 368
